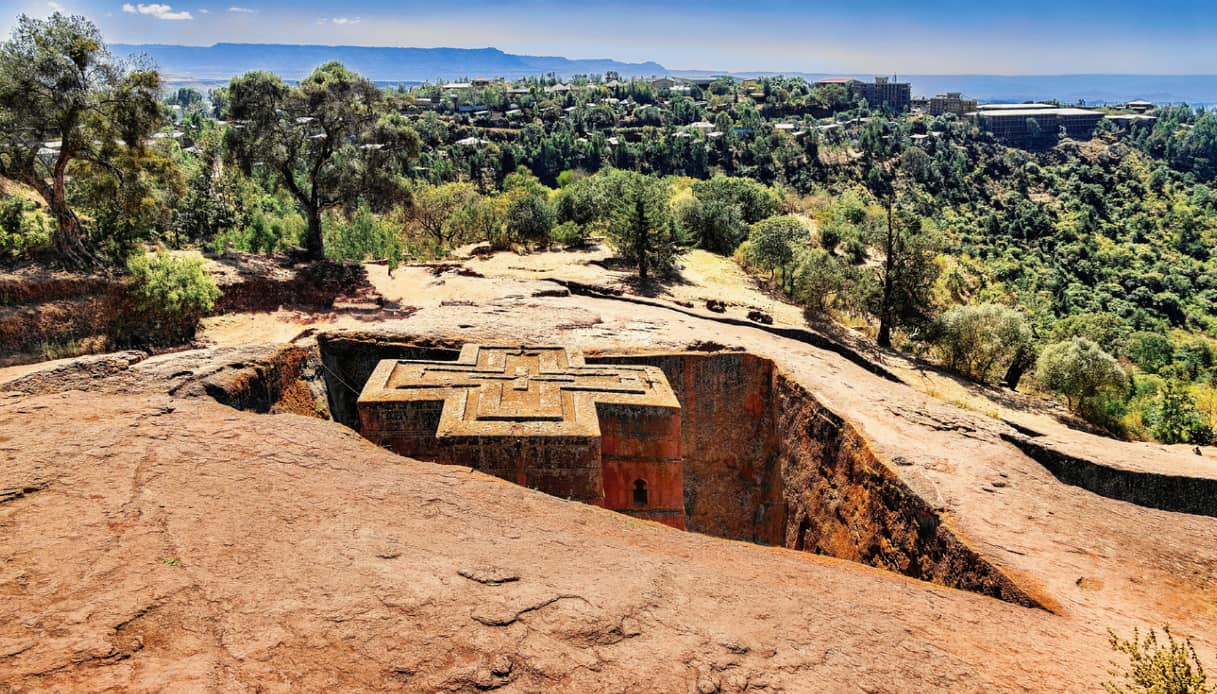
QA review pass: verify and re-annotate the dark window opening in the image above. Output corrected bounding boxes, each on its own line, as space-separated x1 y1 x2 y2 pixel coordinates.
632 479 648 507
794 517 811 552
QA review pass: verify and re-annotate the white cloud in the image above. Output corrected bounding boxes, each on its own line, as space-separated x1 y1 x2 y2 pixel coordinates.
197 8 209 13
47 1 65 11
121 2 193 19
328 16 361 25
227 6 255 12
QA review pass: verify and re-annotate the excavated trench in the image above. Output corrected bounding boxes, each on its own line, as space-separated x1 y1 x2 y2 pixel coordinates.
213 332 1043 609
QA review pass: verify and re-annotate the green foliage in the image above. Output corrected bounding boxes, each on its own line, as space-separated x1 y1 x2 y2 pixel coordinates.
505 193 555 246
1126 332 1176 374
791 247 865 314
933 304 1033 384
748 216 805 271
551 220 589 248
691 175 781 224
870 206 941 345
1146 370 1214 444
0 13 168 266
324 202 403 269
1036 338 1128 411
1104 626 1212 694
683 197 748 255
0 196 50 262
685 175 780 254
606 172 679 281
747 215 806 291
223 62 420 259
125 250 222 344
1051 313 1132 353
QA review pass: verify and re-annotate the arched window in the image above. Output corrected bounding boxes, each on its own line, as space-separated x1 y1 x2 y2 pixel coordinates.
632 478 648 507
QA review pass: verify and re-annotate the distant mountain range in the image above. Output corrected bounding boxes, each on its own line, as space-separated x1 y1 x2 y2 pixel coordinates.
112 43 666 83
112 43 1217 106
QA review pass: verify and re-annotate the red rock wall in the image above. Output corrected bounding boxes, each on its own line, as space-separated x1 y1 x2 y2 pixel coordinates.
773 373 1042 607
590 353 785 543
599 404 685 529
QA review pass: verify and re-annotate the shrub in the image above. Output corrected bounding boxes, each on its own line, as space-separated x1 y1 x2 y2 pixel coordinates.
551 220 589 248
0 196 51 262
125 250 222 345
933 304 1033 384
791 248 863 315
505 193 554 247
1036 338 1127 411
1125 331 1175 374
682 197 747 255
1104 626 1212 694
1147 372 1214 445
819 223 842 253
324 202 403 268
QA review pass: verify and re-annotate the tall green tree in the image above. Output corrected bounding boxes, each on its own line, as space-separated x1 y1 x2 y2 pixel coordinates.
223 62 419 260
858 119 939 347
0 13 165 266
607 173 677 282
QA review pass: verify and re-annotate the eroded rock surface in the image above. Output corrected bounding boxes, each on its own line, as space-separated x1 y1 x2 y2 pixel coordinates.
0 392 1109 692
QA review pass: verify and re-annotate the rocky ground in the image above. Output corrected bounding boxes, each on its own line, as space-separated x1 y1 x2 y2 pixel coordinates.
2 245 1216 692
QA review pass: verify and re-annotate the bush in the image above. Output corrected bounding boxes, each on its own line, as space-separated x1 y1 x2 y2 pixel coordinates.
125 250 222 344
505 193 555 247
682 197 747 255
1125 331 1175 374
0 196 51 262
1104 626 1212 694
551 220 589 248
933 304 1033 384
791 248 864 315
819 223 842 253
324 202 403 269
690 174 780 224
1147 372 1214 444
1036 338 1127 411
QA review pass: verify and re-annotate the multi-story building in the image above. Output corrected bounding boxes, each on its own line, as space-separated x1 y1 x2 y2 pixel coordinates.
813 76 912 112
971 104 1105 147
928 92 978 116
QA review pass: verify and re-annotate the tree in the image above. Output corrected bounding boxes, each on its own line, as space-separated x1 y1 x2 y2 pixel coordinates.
409 182 478 249
223 62 419 260
0 14 165 266
1150 369 1214 445
505 193 554 247
868 204 939 345
690 174 780 224
607 173 677 282
1036 338 1127 411
747 215 806 292
175 127 247 245
857 119 939 347
932 304 1033 385
683 197 747 255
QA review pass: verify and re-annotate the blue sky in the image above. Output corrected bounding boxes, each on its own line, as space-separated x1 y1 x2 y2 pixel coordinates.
5 0 1217 74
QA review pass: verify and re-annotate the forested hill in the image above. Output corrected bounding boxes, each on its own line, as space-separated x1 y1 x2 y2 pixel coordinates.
110 43 668 82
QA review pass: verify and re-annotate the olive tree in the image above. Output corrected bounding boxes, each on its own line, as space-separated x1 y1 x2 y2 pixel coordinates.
747 215 806 293
933 304 1033 385
0 14 165 266
224 62 419 260
1036 338 1127 410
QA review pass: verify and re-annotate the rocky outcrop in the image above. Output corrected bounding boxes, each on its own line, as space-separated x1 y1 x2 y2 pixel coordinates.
0 391 1111 692
1003 432 1217 518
